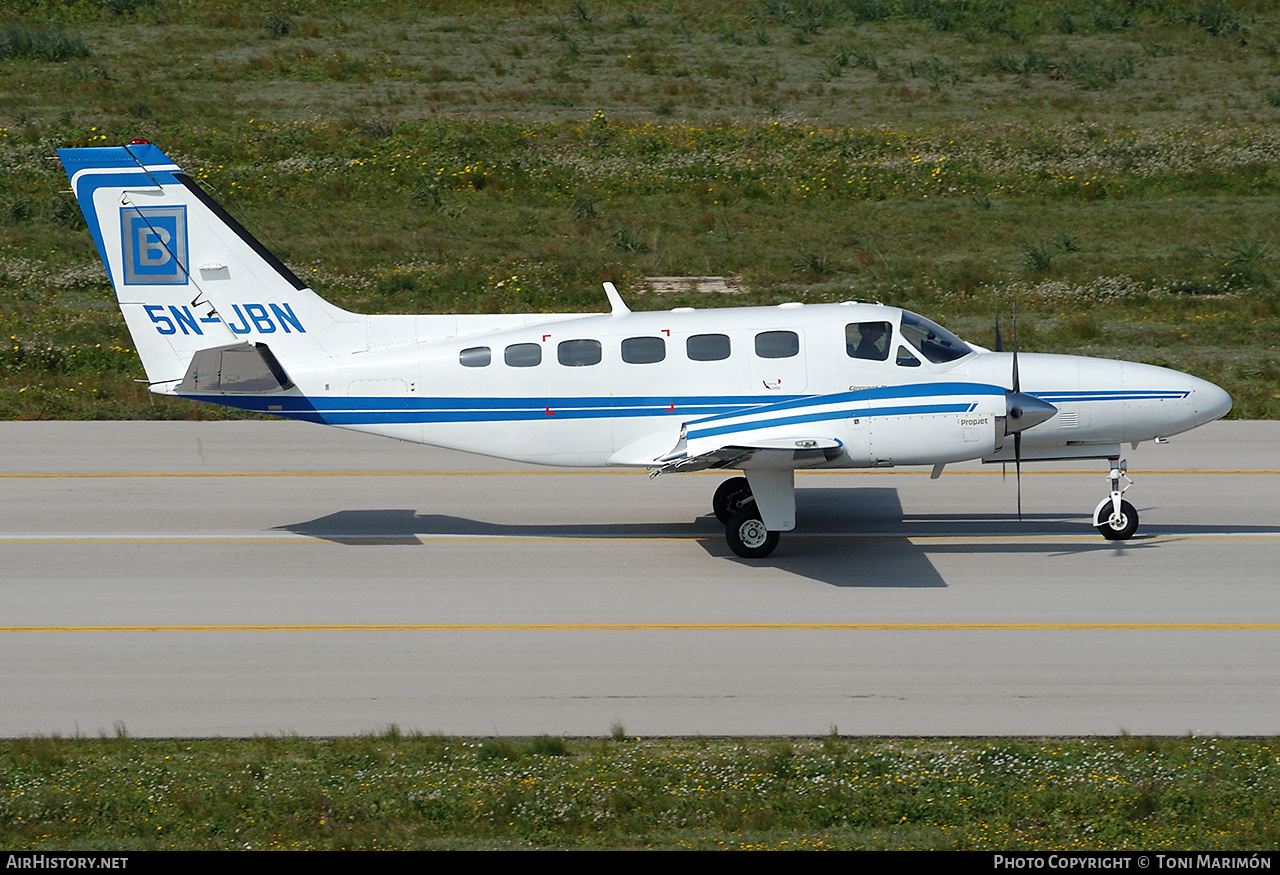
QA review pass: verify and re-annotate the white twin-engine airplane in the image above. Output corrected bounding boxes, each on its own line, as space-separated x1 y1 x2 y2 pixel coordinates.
59 142 1232 558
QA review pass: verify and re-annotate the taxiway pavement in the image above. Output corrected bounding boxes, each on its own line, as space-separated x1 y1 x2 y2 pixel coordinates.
2 420 1277 737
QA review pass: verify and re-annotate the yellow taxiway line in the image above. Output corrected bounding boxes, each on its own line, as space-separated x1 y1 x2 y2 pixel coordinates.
1 470 1279 478
4 623 1280 633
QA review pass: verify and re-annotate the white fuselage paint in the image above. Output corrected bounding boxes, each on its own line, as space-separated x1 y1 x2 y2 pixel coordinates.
277 302 1230 469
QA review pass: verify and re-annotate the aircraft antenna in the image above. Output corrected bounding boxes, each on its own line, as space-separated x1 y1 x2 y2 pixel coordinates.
603 282 631 315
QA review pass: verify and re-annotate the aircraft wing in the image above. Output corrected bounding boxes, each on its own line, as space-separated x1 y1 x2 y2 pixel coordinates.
648 391 864 473
653 435 843 473
623 381 1014 474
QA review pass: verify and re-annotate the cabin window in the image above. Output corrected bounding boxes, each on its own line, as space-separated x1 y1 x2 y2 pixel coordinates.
558 339 602 367
621 336 666 364
459 346 491 368
895 345 921 368
504 342 542 368
755 330 799 359
846 322 891 362
687 333 731 362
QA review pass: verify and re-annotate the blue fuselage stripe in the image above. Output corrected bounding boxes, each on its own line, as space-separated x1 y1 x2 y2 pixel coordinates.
687 402 975 440
182 394 781 424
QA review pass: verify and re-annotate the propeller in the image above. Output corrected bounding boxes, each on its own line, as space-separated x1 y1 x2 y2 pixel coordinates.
993 291 1004 353
1002 302 1057 521
1013 310 1021 520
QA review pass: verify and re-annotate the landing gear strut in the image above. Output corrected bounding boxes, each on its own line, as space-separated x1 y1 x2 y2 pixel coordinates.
1093 457 1139 541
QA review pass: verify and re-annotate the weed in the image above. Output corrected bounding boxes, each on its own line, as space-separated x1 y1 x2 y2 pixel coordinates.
610 224 649 252
794 252 829 278
0 25 90 62
408 180 443 211
1227 235 1269 267
570 0 594 26
1022 241 1054 273
6 200 33 225
1066 52 1134 89
1188 0 1243 37
527 735 570 757
263 12 292 39
102 0 153 16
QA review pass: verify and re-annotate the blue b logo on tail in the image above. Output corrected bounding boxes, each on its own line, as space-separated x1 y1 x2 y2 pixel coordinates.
121 206 188 285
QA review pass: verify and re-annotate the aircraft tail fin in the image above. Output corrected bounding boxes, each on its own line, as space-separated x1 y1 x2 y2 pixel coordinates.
58 142 362 390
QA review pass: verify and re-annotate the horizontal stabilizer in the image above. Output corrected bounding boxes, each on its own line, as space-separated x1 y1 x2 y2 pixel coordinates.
177 342 294 394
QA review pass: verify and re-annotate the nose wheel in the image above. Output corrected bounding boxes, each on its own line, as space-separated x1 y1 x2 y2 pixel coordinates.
1092 458 1139 540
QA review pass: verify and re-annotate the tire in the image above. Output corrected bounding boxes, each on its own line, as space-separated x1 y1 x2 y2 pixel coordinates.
1095 499 1139 541
712 476 753 525
726 506 780 559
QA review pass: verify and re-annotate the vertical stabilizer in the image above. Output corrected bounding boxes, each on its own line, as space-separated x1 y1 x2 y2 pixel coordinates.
58 143 363 390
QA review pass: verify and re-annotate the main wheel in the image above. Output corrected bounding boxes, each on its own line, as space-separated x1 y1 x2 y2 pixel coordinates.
726 506 780 559
1096 499 1139 541
712 476 753 525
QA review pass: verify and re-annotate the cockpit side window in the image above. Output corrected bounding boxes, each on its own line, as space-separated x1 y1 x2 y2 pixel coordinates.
846 321 891 362
896 345 921 368
899 311 972 364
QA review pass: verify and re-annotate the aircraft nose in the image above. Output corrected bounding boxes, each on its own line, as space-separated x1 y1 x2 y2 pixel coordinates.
1192 376 1232 426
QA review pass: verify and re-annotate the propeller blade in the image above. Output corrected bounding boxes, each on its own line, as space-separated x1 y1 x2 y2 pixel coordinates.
1011 300 1020 394
1015 431 1022 522
993 293 1004 352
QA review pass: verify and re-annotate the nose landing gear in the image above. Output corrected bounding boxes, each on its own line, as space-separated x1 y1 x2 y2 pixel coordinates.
1093 457 1139 540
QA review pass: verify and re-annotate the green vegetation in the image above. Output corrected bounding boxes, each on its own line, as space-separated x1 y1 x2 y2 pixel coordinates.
2 1 1280 418
4 733 1279 850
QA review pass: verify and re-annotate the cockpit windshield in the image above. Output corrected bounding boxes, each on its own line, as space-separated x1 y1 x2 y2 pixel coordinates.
898 311 973 364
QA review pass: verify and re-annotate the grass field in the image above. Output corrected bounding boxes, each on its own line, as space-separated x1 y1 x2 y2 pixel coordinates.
4 4 1280 852
2 0 1280 418
4 733 1279 850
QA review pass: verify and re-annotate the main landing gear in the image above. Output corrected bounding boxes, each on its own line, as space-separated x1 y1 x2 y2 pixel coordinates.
1093 457 1139 541
712 476 781 559
712 476 753 525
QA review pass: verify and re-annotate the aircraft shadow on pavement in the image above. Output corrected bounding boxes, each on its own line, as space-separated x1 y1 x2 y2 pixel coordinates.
276 487 1209 589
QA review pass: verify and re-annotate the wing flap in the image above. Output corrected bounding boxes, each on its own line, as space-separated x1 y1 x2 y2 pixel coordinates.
655 436 843 473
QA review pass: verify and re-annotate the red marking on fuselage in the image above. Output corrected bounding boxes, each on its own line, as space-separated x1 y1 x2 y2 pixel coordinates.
545 406 555 416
